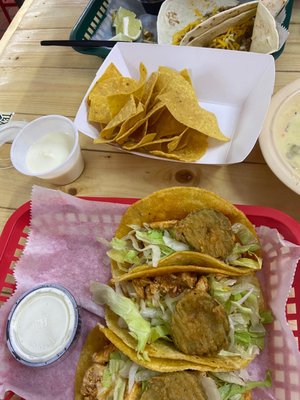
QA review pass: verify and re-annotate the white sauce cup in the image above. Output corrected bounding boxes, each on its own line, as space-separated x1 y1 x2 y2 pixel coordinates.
6 284 81 367
10 115 84 185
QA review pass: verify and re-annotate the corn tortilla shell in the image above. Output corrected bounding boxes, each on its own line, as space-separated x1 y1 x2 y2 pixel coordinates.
105 309 252 372
74 326 110 400
111 187 260 278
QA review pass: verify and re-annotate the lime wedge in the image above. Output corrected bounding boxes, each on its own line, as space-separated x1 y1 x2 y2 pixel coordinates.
113 7 136 28
120 15 142 41
109 33 132 42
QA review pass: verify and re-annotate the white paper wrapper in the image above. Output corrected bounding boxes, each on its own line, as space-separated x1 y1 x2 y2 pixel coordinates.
246 226 300 399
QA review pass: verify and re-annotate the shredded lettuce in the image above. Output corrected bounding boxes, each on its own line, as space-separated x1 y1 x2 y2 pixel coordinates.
90 282 151 354
113 377 126 400
227 223 262 269
101 349 161 400
200 376 221 399
260 310 274 324
149 325 171 343
231 223 259 246
90 282 173 355
102 367 112 388
209 275 270 359
106 225 184 268
162 230 190 251
216 370 272 400
104 221 262 270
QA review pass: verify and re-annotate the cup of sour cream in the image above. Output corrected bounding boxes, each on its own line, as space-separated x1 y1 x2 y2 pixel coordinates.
10 115 84 185
6 284 81 367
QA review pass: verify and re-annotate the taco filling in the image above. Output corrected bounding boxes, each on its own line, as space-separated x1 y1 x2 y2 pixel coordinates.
79 340 157 400
171 5 236 45
102 208 262 272
76 326 272 400
91 273 272 363
208 18 254 51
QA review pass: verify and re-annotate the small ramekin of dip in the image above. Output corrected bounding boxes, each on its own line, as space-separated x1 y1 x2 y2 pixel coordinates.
6 284 81 367
259 79 300 195
10 115 84 185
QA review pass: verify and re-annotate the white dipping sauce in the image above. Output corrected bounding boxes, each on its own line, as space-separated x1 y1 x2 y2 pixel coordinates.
25 132 73 174
7 286 77 365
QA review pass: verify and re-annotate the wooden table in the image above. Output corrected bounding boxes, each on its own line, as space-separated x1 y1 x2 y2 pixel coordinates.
0 0 300 239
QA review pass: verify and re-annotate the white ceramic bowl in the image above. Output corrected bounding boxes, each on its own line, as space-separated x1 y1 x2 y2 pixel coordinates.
259 79 300 195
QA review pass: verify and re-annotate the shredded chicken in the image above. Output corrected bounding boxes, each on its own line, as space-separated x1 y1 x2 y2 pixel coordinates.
148 220 178 230
80 364 106 399
195 276 209 291
132 272 206 300
81 343 116 399
92 343 116 364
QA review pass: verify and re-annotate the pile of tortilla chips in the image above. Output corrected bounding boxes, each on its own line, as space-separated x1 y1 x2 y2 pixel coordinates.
88 63 229 162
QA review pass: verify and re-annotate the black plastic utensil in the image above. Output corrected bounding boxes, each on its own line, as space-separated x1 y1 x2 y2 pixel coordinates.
40 40 117 48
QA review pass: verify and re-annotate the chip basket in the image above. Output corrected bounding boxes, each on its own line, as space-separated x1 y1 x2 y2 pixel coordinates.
0 198 300 400
69 0 294 59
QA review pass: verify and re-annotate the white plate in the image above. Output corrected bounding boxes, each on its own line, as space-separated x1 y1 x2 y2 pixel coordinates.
75 42 275 165
259 79 300 195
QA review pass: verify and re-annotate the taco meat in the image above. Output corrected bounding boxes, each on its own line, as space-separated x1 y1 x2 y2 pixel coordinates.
80 342 116 399
140 371 207 400
132 272 201 299
171 208 235 259
81 363 106 399
171 288 230 356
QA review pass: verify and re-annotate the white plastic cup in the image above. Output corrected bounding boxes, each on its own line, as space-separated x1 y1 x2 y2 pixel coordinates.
11 115 84 185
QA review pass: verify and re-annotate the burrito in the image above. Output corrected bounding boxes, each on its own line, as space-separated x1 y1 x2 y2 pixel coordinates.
75 325 272 399
90 267 273 371
100 187 262 279
158 0 280 54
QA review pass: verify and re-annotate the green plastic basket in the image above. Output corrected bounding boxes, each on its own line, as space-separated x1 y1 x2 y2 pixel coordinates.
70 0 111 58
70 0 294 60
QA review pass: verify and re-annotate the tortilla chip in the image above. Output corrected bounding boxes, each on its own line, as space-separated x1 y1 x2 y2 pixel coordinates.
180 68 193 85
87 63 122 104
88 95 112 124
150 108 186 137
158 89 228 142
89 63 147 127
95 95 138 141
150 128 208 162
89 63 228 161
115 102 163 145
141 71 158 110
122 132 157 150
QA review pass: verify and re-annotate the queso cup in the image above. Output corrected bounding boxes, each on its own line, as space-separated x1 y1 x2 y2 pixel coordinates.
11 115 84 185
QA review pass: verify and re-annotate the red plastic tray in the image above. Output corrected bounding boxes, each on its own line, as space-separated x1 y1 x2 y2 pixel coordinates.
0 198 300 400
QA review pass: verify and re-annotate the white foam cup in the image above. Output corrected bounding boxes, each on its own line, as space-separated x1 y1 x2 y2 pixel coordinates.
11 115 84 185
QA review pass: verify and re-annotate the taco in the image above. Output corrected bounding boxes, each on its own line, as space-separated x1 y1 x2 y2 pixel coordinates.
91 268 272 372
158 0 280 54
157 0 239 45
75 325 272 399
101 187 262 279
181 1 279 54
